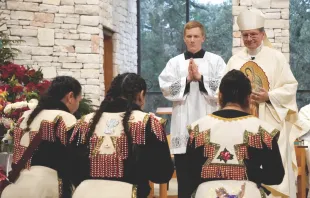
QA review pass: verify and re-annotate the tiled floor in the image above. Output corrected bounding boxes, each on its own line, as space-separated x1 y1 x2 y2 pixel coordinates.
153 178 178 197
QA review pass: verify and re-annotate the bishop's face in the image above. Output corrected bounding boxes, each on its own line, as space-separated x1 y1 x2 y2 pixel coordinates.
184 27 205 54
241 29 265 50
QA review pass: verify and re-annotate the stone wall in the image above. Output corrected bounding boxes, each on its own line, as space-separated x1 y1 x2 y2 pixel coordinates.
0 0 137 105
232 0 289 61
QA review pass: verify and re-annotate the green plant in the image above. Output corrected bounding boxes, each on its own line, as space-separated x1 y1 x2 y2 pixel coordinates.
74 98 95 119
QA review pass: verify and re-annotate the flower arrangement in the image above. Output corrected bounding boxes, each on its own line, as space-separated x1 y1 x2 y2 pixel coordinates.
0 63 51 146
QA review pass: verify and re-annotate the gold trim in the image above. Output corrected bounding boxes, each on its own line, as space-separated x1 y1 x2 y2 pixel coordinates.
160 118 167 125
259 187 267 198
111 136 117 148
131 185 138 198
58 179 63 198
209 114 254 122
92 136 104 156
234 143 248 165
206 163 246 168
143 114 150 124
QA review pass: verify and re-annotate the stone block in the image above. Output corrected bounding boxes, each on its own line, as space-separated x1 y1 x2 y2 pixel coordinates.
21 37 39 46
7 2 39 12
61 0 74 5
32 56 54 62
75 5 99 15
62 63 83 68
43 0 60 5
11 11 34 20
39 4 59 13
10 28 38 36
271 0 289 8
77 25 99 34
42 67 57 78
32 47 54 55
59 6 74 13
38 28 55 46
58 56 76 62
77 54 100 63
80 16 99 26
80 34 91 40
34 13 54 23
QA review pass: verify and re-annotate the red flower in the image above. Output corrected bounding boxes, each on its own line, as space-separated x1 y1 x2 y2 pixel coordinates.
27 69 36 77
0 85 10 91
12 85 24 93
217 148 234 163
26 82 36 92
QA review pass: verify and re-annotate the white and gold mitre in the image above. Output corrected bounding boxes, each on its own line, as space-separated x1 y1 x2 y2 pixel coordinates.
237 8 272 48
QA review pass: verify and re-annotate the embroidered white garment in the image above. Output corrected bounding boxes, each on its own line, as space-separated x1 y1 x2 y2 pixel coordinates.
159 52 226 154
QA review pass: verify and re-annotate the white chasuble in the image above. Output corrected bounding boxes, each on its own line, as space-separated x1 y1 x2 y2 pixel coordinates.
159 52 226 154
226 46 305 198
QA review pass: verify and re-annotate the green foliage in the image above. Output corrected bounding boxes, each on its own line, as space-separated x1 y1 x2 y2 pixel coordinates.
0 13 23 65
74 98 94 119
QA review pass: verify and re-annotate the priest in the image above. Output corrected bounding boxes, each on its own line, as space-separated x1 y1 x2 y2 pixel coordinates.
158 20 226 197
225 8 304 198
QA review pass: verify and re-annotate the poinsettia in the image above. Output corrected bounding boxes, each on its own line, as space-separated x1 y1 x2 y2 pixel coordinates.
0 63 51 142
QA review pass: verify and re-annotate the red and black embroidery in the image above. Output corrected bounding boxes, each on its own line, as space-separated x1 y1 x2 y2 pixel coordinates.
217 148 234 163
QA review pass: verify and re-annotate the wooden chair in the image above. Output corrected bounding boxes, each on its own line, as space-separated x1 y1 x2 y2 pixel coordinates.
148 134 177 198
295 145 307 198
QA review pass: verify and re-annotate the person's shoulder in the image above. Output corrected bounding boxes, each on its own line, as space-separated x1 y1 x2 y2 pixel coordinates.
168 53 185 62
248 116 279 134
263 46 285 59
188 114 214 130
204 51 223 60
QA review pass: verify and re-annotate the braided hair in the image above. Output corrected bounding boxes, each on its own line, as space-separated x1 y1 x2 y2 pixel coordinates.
87 73 147 145
219 69 252 109
26 76 82 130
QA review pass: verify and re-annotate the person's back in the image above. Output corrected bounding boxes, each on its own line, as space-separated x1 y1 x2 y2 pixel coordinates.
187 70 284 197
2 76 82 198
70 73 174 198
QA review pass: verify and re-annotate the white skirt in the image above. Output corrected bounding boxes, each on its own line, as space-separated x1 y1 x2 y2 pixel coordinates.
195 180 264 198
1 166 59 198
73 180 136 198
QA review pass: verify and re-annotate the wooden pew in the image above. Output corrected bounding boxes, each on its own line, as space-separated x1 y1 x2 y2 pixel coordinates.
295 145 307 198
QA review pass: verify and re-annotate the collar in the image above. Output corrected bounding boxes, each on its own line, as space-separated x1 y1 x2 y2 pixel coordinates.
212 109 250 118
247 42 263 56
184 49 205 60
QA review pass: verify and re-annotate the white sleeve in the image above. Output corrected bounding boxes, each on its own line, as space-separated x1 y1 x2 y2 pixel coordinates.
158 59 188 102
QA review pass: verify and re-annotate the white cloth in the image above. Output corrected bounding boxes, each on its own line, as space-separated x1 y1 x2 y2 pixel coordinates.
73 180 134 198
195 180 262 198
158 51 226 154
1 166 59 198
226 46 303 197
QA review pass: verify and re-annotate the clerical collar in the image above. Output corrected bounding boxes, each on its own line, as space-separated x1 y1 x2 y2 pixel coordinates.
247 43 263 60
184 49 205 60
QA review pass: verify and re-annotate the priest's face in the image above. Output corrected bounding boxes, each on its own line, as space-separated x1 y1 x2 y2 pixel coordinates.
241 29 265 50
184 27 205 54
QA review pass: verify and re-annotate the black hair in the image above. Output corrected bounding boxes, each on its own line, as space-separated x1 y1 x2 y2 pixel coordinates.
26 76 82 130
219 69 252 109
87 73 147 145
